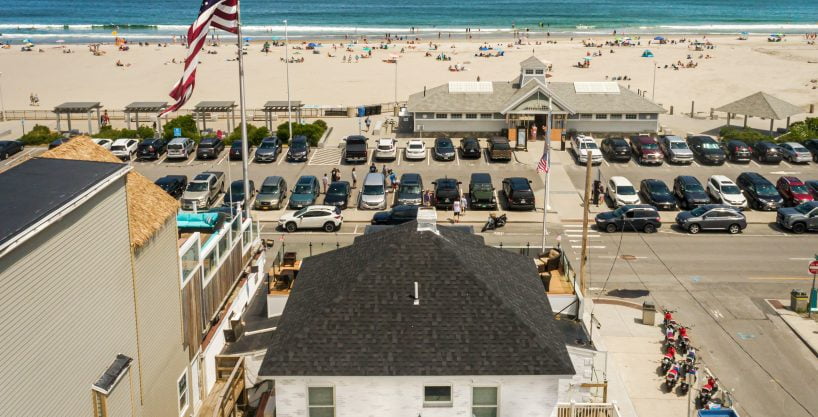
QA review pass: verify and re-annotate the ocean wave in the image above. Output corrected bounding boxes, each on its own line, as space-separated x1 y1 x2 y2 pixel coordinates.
659 23 818 31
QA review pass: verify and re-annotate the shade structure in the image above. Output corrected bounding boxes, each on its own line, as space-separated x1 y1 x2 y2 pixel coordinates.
715 91 804 135
124 101 168 131
194 101 237 133
262 100 304 130
53 102 103 134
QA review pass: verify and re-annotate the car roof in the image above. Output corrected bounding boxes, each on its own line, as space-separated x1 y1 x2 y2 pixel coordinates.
407 139 424 144
155 175 184 184
304 205 337 211
642 179 666 186
506 177 529 187
230 141 243 147
377 138 394 143
329 181 350 187
261 136 279 142
709 175 733 183
436 177 458 184
662 135 683 141
292 136 307 142
801 201 818 208
619 204 656 210
490 136 508 142
699 204 738 212
781 176 804 184
606 137 628 143
435 137 452 142
739 172 768 182
112 138 135 145
169 137 190 143
297 175 317 184
610 176 633 186
470 172 492 182
400 173 421 183
262 175 283 185
364 172 385 182
677 175 701 184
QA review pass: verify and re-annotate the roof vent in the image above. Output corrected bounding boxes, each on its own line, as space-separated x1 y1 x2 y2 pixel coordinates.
413 282 420 306
416 207 439 234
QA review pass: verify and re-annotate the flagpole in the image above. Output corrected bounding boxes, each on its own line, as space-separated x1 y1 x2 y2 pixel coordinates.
541 108 552 252
236 1 251 218
284 19 293 140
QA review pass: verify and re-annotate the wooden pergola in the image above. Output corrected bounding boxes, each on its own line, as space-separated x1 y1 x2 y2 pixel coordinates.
194 101 237 133
716 91 804 136
53 102 102 134
262 100 303 130
124 102 168 131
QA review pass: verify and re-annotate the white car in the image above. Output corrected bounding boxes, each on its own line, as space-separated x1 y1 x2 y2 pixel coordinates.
92 138 113 150
779 142 812 164
572 134 603 165
110 138 139 160
278 205 343 233
606 176 641 207
707 175 747 208
404 139 427 160
374 138 397 160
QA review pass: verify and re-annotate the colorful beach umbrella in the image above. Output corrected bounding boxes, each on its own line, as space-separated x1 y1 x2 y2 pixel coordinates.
654 36 665 41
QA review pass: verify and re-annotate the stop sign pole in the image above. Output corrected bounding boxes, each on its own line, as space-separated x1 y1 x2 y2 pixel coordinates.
809 258 818 318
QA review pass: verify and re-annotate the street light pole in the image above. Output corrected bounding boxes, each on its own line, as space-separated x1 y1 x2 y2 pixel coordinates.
394 60 398 107
284 20 293 142
0 72 6 122
651 61 657 101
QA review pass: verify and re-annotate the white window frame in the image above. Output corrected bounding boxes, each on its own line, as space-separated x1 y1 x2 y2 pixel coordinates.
525 69 534 75
177 369 189 416
307 385 335 417
580 114 593 119
480 113 493 119
435 113 448 119
472 385 500 417
450 114 463 119
625 114 638 120
423 384 453 408
610 114 623 120
465 113 478 119
535 69 544 75
595 114 608 120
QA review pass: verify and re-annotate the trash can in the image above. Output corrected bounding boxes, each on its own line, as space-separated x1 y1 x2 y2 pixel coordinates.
642 301 656 326
346 107 357 117
791 289 809 313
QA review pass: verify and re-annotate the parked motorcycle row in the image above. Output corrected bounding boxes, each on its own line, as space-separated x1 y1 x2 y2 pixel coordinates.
660 309 721 408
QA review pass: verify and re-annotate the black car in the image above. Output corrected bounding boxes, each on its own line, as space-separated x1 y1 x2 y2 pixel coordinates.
137 138 167 160
323 181 351 209
433 137 456 161
469 173 497 210
800 139 818 162
502 177 535 211
196 137 225 159
723 140 751 163
459 137 481 159
600 137 631 162
287 135 310 162
395 173 423 206
48 137 71 149
687 135 725 165
432 177 461 209
222 179 256 208
673 175 710 209
0 140 24 160
595 204 661 233
154 175 188 199
752 141 783 164
639 179 677 210
229 141 253 161
736 172 783 210
371 205 419 225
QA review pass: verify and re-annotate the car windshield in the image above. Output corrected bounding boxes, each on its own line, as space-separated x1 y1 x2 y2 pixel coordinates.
617 186 636 195
492 141 510 150
793 146 808 152
260 141 277 149
756 184 778 195
791 185 808 194
438 181 457 190
199 142 214 148
231 142 242 148
327 184 347 195
648 183 670 195
294 184 312 193
409 143 423 150
690 206 708 217
701 142 719 149
794 203 814 215
291 141 307 151
363 184 384 195
670 142 688 149
260 185 279 194
580 142 599 150
186 182 208 192
168 144 182 149
231 183 244 193
399 184 421 195
641 143 658 150
437 141 454 149
472 183 492 191
722 185 740 194
378 144 393 150
685 182 704 192
111 145 125 151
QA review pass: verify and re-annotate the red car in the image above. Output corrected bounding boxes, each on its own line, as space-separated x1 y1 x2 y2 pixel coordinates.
776 176 814 206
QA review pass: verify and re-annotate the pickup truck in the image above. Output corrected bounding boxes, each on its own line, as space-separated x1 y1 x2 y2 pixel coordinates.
776 201 818 234
343 135 368 163
182 171 225 211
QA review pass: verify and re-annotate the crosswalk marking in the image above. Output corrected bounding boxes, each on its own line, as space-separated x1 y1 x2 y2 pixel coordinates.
309 148 343 166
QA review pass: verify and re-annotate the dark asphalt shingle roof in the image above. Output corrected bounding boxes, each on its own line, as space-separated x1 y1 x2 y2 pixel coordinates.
260 222 575 377
0 158 128 249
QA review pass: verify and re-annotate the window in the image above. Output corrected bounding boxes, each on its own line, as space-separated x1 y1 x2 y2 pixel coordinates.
480 113 493 119
308 387 335 417
203 248 218 280
450 114 463 119
466 113 478 119
218 233 229 261
595 114 608 120
472 387 499 417
625 114 638 120
424 385 452 407
435 113 448 119
92 391 107 417
580 114 593 119
493 113 505 119
525 69 534 75
180 244 199 285
535 69 544 74
178 370 189 415
610 114 623 119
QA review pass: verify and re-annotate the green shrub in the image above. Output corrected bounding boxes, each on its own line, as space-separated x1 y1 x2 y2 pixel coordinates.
275 119 327 146
162 115 200 141
719 126 771 145
778 117 818 143
19 125 61 145
93 125 157 140
226 123 270 146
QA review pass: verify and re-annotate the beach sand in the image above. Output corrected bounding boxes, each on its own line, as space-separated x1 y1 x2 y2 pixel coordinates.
1 34 817 126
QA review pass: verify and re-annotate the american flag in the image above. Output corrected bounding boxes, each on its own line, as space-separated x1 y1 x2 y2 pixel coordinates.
536 144 550 174
160 0 239 116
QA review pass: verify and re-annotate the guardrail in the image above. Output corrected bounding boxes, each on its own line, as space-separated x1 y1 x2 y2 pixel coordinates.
556 402 622 417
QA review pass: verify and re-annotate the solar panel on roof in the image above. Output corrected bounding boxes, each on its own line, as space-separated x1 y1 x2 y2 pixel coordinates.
448 81 493 94
573 82 620 94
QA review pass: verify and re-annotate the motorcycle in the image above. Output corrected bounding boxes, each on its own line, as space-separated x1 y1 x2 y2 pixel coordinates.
685 347 697 366
661 345 676 373
664 326 677 352
665 363 681 391
481 213 507 232
677 326 691 353
662 308 677 329
698 376 719 405
680 364 697 395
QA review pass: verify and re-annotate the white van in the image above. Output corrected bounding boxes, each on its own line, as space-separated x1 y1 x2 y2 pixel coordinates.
167 137 195 159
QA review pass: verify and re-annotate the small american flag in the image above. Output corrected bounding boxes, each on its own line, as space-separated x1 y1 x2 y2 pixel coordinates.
160 0 239 116
536 144 550 174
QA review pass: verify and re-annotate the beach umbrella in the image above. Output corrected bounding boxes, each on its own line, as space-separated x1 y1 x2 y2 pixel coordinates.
23 38 32 43
654 36 665 41
584 56 592 61
362 47 371 52
308 42 317 48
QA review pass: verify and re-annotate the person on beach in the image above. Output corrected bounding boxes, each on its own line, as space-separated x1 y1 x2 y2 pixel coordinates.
452 199 462 223
100 110 110 127
351 167 357 188
460 195 468 214
322 173 329 194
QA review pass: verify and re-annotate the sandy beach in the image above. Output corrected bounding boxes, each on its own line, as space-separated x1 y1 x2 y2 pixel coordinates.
1 34 817 126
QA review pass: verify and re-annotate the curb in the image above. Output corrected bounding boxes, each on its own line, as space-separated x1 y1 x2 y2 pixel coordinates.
764 299 818 358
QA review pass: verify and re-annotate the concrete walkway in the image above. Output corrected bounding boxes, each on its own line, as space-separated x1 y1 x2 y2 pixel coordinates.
766 299 818 357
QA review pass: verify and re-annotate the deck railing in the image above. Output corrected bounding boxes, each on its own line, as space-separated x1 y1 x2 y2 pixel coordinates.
556 402 622 417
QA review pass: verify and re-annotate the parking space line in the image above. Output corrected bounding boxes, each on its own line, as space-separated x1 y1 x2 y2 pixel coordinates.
455 152 460 166
277 154 284 165
397 151 402 166
427 151 430 166
602 160 610 167
749 160 760 167
156 154 168 164
187 157 195 166
217 153 228 166
691 161 700 167
780 160 792 168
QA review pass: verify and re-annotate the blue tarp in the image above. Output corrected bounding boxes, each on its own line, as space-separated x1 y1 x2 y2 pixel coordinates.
654 36 665 41
177 212 226 233
698 409 739 417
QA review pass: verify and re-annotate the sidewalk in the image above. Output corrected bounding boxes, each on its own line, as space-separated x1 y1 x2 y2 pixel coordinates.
766 299 818 357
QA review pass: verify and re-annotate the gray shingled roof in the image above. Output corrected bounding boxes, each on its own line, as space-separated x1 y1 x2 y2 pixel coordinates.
520 56 548 69
259 222 575 377
547 82 666 113
715 91 803 120
407 82 518 113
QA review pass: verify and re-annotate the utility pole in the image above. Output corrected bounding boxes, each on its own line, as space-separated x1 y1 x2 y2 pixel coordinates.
579 150 593 296
284 20 293 142
651 61 657 101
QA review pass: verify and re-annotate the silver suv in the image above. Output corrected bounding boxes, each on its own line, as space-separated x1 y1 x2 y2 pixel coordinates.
359 173 387 210
659 135 694 164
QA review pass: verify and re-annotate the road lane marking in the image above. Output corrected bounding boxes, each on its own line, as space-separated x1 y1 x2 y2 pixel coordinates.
571 245 606 249
748 277 814 281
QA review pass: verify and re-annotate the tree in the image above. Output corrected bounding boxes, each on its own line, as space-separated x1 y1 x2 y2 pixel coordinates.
275 119 327 146
19 125 61 145
719 127 771 145
163 115 200 141
226 123 270 146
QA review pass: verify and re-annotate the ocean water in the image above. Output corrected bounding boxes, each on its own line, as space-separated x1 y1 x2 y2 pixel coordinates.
1 0 818 42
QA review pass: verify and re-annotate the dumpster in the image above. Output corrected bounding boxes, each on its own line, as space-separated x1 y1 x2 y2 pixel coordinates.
357 106 366 117
642 300 656 326
791 289 808 313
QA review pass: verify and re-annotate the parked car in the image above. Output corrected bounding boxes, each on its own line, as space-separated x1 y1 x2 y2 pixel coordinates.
776 201 818 234
659 135 693 164
502 177 535 211
706 175 747 208
571 134 603 165
222 180 256 209
736 172 783 210
288 175 320 209
469 173 497 210
110 138 139 160
676 204 747 234
595 204 661 233
802 139 818 162
287 135 311 162
343 135 368 163
600 137 632 162
687 135 726 165
751 141 783 164
433 137 456 161
167 137 195 160
673 175 711 209
607 176 641 207
254 136 282 162
638 179 677 210
776 176 814 206
229 140 253 161
0 140 24 160
48 137 71 149
359 173 387 210
137 138 167 160
91 138 113 150
278 205 342 233
181 171 225 210
323 181 352 209
395 173 423 206
432 177 462 210
778 142 812 164
374 138 397 160
723 139 752 163
487 137 512 161
459 137 482 159
255 176 287 210
404 139 427 160
806 180 818 200
371 205 419 225
630 135 664 165
154 175 188 199
196 137 225 160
